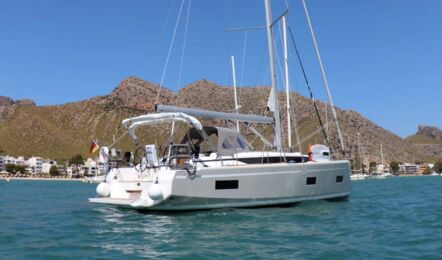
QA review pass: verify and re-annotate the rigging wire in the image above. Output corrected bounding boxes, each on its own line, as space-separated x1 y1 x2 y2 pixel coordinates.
286 23 334 155
155 0 186 104
236 30 249 108
170 0 192 143
253 41 268 86
239 31 248 87
175 0 192 106
154 0 178 53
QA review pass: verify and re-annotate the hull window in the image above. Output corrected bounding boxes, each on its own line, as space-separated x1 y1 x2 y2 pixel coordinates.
306 177 316 185
336 176 343 182
215 180 239 190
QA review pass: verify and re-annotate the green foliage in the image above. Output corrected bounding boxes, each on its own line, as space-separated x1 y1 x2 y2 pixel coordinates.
49 165 59 176
5 164 26 174
434 162 442 173
390 161 399 173
369 161 377 173
69 154 84 165
423 166 432 175
351 158 361 170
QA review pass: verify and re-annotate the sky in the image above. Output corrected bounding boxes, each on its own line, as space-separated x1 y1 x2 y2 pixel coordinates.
0 0 441 138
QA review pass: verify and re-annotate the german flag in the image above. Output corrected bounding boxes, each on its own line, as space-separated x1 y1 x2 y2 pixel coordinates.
89 140 100 155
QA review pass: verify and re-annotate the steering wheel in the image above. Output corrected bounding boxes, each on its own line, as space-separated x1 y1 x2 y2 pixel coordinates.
134 146 148 172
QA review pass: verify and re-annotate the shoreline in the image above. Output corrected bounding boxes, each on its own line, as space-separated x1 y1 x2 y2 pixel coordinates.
0 177 84 181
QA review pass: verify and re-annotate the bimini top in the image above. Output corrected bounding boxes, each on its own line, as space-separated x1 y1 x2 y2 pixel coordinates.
122 112 203 143
181 126 250 156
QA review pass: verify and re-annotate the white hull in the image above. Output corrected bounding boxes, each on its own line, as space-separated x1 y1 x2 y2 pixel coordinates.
350 173 369 181
84 175 105 184
369 172 393 179
89 160 350 211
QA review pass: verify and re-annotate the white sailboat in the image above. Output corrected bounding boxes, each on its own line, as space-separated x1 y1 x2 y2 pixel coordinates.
89 0 350 211
371 143 392 179
350 132 369 181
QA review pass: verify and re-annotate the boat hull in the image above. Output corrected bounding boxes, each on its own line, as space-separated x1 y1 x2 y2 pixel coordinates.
89 160 350 211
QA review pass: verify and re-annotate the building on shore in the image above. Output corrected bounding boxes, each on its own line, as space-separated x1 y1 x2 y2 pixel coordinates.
41 159 58 174
3 155 17 165
399 163 418 175
82 158 99 177
15 156 26 166
27 157 43 174
0 156 4 172
0 155 20 172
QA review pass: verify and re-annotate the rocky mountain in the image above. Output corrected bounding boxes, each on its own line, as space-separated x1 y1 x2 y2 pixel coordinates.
0 76 440 164
405 125 442 160
414 125 442 142
0 96 36 123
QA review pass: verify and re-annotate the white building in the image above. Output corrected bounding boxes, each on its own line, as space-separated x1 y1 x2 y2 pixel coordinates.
67 164 80 178
0 155 26 173
0 156 4 172
27 157 43 174
15 156 26 166
97 162 106 175
3 155 17 165
399 163 418 174
41 159 58 174
82 158 98 177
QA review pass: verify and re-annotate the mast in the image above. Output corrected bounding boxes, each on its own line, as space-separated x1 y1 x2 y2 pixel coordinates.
380 143 384 166
325 100 329 137
282 15 291 149
231 55 240 131
264 0 282 151
357 132 363 173
301 0 345 153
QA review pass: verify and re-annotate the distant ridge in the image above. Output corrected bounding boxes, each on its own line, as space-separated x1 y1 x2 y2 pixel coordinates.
406 125 442 161
0 76 440 163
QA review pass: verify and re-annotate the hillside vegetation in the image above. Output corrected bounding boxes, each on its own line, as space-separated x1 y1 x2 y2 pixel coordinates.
0 77 439 163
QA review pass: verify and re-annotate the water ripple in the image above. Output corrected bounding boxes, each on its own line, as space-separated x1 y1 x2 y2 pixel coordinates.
1 177 442 258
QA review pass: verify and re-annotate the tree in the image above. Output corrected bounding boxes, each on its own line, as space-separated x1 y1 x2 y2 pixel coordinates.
69 154 84 165
423 166 432 175
5 164 17 174
390 161 399 173
369 161 377 173
351 158 361 170
5 164 26 174
434 162 442 173
49 165 59 176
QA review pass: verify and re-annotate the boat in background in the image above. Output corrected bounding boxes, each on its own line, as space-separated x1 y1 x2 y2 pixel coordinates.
350 173 368 181
84 175 105 184
351 132 369 181
370 143 392 179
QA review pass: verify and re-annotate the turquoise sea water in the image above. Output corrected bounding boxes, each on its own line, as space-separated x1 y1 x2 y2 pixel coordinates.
1 176 441 259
